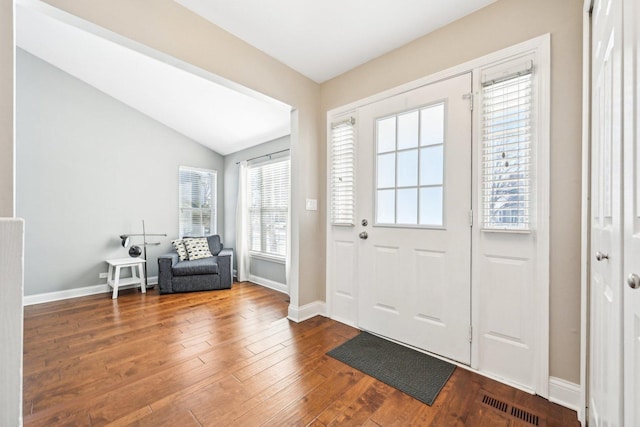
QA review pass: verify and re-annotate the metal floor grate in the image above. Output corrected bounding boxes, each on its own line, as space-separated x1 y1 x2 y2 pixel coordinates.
478 392 545 426
511 405 541 425
482 394 509 413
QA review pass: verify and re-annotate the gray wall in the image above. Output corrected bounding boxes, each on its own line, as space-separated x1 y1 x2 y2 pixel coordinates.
224 136 290 284
16 49 225 296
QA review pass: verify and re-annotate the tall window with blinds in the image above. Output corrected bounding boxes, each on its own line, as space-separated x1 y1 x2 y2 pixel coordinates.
330 117 356 226
248 158 290 258
481 60 533 231
179 167 217 237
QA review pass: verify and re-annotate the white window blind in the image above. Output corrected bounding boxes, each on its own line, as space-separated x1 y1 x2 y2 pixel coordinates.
179 167 217 237
330 117 356 226
481 62 533 230
248 158 290 258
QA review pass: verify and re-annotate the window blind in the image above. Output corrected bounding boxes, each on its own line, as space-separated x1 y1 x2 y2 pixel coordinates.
330 117 356 226
481 67 533 230
248 158 290 258
179 167 217 237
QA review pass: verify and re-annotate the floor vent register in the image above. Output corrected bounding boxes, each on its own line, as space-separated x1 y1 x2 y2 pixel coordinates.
479 392 546 426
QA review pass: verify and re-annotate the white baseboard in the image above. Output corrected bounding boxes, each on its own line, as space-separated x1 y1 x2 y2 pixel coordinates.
248 274 288 294
287 300 327 323
24 276 158 306
548 377 581 413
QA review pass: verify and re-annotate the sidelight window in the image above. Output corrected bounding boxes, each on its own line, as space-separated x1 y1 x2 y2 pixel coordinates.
330 117 356 226
481 60 533 230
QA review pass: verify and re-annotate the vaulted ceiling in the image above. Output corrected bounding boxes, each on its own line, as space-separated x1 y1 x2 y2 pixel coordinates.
16 0 496 155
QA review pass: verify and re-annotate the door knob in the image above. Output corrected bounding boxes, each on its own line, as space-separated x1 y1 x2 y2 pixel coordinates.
627 273 640 289
595 251 609 261
359 231 368 240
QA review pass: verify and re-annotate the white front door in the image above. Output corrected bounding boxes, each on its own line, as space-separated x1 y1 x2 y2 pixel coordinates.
356 73 472 364
623 0 640 424
590 0 623 425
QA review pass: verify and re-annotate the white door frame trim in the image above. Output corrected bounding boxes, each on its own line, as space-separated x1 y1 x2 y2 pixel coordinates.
580 1 594 425
326 34 551 397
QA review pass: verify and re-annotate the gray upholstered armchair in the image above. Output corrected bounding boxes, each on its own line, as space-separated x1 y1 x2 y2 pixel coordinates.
157 235 233 294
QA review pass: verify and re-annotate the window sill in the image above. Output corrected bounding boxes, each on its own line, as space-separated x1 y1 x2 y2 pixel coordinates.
249 252 286 264
481 228 532 234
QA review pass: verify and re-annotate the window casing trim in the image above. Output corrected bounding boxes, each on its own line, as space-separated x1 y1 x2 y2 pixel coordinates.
248 251 286 264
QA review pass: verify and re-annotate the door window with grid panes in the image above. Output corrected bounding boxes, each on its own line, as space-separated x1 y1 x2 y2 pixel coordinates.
375 102 445 227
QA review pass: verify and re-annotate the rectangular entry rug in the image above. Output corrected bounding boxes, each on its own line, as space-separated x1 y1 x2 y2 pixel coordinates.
327 332 456 406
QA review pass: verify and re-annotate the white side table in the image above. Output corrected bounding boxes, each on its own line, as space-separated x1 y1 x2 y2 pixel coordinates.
106 258 146 299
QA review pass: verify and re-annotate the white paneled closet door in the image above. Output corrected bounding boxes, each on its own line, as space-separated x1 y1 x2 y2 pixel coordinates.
589 0 623 425
623 0 640 425
588 0 640 425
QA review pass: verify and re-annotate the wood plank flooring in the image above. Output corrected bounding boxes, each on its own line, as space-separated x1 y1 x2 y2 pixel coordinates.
23 282 580 426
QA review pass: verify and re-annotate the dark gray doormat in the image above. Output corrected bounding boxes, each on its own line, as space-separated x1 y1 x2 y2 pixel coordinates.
327 332 456 406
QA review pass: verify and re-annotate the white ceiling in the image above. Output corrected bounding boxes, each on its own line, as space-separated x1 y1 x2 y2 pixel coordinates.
16 0 292 156
175 0 497 83
16 0 496 156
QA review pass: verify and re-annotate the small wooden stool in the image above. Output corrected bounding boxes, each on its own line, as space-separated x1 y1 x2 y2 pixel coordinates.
106 258 146 299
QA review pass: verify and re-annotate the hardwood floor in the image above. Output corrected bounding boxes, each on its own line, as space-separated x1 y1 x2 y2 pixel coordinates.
23 282 580 426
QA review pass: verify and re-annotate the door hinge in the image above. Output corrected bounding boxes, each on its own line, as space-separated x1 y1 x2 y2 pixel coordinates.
469 325 473 343
469 209 474 227
462 92 474 111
